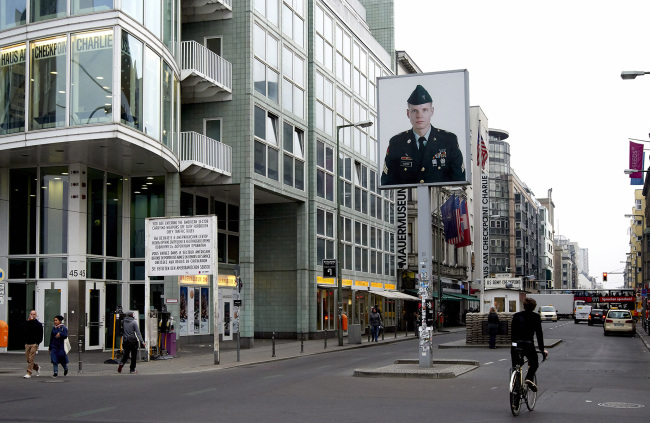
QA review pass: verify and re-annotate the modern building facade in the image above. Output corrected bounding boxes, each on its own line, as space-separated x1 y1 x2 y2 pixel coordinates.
0 0 404 353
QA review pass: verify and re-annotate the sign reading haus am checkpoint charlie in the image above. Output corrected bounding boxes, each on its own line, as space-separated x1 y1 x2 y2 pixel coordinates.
146 216 217 276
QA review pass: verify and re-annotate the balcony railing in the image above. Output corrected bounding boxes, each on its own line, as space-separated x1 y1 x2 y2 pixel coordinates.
181 41 232 101
179 131 232 177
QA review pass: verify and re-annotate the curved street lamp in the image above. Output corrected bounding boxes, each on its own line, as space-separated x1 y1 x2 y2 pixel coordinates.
621 71 650 80
335 120 373 346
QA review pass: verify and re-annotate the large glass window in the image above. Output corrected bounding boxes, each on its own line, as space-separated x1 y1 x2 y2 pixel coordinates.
106 173 123 257
162 61 173 147
30 36 67 130
253 105 279 181
72 0 113 15
70 30 114 126
0 43 26 135
145 0 161 39
253 23 279 103
40 166 69 254
316 140 333 201
122 0 144 24
205 118 221 142
130 176 165 258
143 47 161 141
1 1 26 31
255 0 279 26
163 0 173 52
282 122 304 190
120 31 143 130
87 168 105 255
31 0 66 22
9 168 37 254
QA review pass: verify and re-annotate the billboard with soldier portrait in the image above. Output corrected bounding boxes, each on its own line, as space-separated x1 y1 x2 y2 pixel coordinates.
377 70 471 189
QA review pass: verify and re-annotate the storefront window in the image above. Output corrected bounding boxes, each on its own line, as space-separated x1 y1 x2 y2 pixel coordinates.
1 1 26 31
130 175 165 258
72 0 113 15
9 168 37 254
179 278 211 336
120 30 143 130
39 257 67 278
161 61 173 148
143 47 160 141
31 0 66 23
70 30 113 126
30 36 67 130
0 43 26 135
40 166 69 254
317 289 335 331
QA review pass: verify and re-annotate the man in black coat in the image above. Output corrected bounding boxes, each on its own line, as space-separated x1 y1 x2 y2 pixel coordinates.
381 84 465 186
22 310 43 378
511 298 548 392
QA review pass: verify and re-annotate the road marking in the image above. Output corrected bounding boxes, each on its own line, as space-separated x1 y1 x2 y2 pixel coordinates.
185 388 216 396
68 407 116 417
483 361 494 365
498 359 508 362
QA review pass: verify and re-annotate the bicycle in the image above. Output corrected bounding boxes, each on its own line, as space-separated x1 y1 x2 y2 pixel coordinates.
509 343 547 416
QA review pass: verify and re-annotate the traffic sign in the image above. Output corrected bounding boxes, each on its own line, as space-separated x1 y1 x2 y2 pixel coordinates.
234 299 242 307
0 267 4 283
322 259 337 278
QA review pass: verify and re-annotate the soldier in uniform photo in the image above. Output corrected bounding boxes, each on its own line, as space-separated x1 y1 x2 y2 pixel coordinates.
381 84 465 186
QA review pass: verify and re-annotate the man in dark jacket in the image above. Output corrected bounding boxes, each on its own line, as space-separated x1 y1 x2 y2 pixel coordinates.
22 310 43 378
118 311 145 374
511 298 548 392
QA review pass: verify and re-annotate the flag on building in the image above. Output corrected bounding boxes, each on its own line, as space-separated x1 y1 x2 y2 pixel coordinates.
441 194 458 243
631 154 645 185
629 141 644 180
450 195 463 245
477 134 489 170
455 199 472 248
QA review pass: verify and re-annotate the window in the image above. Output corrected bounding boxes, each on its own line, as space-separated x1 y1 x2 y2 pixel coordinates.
121 31 144 130
282 46 304 118
283 122 304 190
0 43 26 134
339 153 352 208
31 0 66 22
254 0 279 26
1 1 26 30
70 30 114 127
315 72 333 135
204 118 222 142
143 47 161 140
316 140 334 201
30 36 67 130
315 5 333 72
254 105 280 181
254 24 279 103
282 0 304 47
205 36 222 56
317 208 334 265
354 163 368 214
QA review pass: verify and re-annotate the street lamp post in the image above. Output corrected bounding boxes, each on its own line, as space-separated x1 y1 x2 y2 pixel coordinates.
336 120 373 346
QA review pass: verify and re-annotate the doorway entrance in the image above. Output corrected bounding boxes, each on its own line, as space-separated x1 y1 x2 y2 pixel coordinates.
7 282 35 350
36 281 68 350
85 282 105 350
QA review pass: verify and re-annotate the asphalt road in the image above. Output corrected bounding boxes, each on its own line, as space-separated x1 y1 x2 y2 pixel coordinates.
0 321 647 423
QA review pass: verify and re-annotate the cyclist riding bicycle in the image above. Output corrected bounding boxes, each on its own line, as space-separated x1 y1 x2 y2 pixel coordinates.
511 297 548 393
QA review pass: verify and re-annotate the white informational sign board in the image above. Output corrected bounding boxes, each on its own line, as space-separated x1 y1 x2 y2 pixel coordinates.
146 216 217 276
484 277 522 290
145 215 219 363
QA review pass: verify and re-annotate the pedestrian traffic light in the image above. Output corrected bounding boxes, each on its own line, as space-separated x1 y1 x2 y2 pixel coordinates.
603 272 608 282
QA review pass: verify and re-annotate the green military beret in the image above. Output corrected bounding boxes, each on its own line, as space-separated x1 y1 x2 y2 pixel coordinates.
407 84 432 105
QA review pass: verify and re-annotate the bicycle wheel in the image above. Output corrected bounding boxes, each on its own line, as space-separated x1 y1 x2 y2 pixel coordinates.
525 375 537 411
510 370 522 416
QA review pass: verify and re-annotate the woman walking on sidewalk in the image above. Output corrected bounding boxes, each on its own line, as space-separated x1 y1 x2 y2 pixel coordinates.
369 307 382 342
48 315 69 377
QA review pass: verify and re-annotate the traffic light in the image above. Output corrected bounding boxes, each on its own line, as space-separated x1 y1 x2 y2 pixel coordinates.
603 272 608 282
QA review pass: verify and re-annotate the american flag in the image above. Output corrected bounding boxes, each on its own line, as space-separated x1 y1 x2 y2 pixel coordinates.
477 134 489 170
450 195 463 245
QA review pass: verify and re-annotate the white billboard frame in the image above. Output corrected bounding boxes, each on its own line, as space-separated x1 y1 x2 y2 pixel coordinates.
145 215 220 364
377 70 471 189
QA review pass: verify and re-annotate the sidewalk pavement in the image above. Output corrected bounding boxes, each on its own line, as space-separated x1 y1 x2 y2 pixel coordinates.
637 323 650 351
0 327 466 378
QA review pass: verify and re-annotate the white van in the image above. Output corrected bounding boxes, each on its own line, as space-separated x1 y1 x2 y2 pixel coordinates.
574 305 592 324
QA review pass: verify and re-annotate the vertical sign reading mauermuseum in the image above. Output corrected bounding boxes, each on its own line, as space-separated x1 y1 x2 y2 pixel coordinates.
146 216 217 276
396 189 408 269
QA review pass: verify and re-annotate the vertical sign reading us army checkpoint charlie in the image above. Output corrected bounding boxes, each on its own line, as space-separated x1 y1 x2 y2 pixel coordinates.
145 216 219 363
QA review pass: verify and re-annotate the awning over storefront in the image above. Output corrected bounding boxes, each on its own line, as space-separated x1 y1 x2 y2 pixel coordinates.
446 293 479 302
372 291 420 301
403 289 460 301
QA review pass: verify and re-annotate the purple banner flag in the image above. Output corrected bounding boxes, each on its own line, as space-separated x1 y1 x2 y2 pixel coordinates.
630 141 644 179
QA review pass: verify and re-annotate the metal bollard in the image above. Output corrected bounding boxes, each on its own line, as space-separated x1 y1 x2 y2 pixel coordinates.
78 339 83 373
300 331 304 353
367 326 371 342
395 324 397 338
272 332 276 357
324 329 327 349
236 332 240 362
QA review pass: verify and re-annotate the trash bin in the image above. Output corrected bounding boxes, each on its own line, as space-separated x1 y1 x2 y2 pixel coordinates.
347 324 361 344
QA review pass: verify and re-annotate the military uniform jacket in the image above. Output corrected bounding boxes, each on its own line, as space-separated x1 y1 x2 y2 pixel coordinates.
381 126 465 186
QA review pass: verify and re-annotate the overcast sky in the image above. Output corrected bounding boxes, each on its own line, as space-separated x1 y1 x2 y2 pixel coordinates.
394 0 650 289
